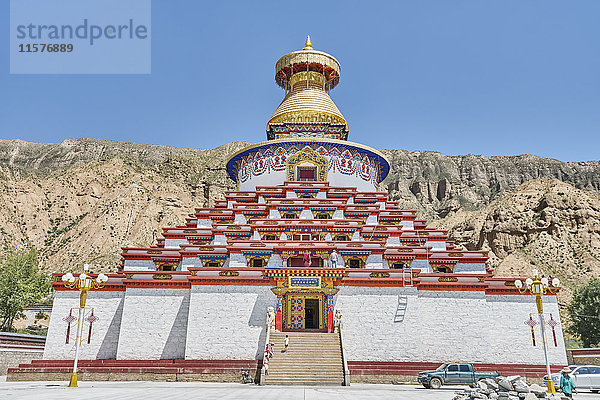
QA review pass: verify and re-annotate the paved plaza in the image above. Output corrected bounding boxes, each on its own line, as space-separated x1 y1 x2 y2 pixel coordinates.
1 380 600 400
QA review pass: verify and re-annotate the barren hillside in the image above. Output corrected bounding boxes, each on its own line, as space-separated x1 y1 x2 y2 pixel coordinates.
0 139 599 309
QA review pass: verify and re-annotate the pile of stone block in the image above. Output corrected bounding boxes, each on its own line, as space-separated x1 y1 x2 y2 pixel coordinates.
452 376 567 400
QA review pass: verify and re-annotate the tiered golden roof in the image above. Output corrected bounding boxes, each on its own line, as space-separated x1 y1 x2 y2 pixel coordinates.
267 37 348 139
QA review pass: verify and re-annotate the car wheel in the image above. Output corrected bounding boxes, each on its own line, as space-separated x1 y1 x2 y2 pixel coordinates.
430 377 442 389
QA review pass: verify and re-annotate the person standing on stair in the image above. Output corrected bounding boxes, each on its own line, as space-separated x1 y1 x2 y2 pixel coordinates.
265 343 271 360
284 335 289 353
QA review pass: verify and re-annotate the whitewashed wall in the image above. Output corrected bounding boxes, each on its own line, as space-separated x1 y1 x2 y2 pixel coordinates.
185 286 275 360
486 295 566 364
123 259 154 271
43 285 567 366
238 167 378 192
116 288 190 360
44 290 124 360
336 287 567 365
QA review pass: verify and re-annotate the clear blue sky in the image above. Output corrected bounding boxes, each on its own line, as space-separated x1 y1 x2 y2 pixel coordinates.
1 1 598 162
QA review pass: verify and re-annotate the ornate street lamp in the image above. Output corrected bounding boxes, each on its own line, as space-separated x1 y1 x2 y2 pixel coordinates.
61 264 108 387
515 269 560 394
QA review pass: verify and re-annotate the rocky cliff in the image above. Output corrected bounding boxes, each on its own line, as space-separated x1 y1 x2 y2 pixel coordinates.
0 139 598 307
431 178 600 305
382 150 600 220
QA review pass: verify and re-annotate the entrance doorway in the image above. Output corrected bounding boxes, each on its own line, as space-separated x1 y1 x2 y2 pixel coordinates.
304 299 320 329
285 294 325 331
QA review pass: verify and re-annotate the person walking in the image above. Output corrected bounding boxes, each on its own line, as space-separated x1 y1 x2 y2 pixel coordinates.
560 367 577 398
284 335 289 353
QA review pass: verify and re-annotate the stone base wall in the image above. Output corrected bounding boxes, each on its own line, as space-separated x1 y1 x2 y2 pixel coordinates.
6 371 241 382
348 374 547 386
566 349 600 365
349 374 417 384
0 349 43 375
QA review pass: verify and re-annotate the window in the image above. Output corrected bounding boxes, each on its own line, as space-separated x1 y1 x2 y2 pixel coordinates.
283 213 296 219
349 259 361 268
205 261 220 267
448 365 459 372
252 258 264 268
297 167 316 181
335 235 349 241
316 212 330 219
392 262 405 269
575 367 590 375
264 234 277 240
588 367 600 374
159 264 175 271
459 365 470 372
293 234 312 241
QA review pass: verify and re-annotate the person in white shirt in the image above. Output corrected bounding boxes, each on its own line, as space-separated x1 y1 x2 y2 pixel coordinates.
329 250 339 268
284 335 289 353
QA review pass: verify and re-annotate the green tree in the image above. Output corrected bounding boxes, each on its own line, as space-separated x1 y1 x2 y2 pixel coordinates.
567 278 600 348
0 248 50 332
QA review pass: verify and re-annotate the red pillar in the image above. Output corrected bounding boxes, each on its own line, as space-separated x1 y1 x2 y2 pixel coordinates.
327 294 334 333
275 295 283 331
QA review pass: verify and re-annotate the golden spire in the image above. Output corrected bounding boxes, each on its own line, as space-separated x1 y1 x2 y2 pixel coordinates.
303 35 313 50
268 37 348 140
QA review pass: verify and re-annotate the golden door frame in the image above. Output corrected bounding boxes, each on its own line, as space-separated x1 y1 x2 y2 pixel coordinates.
270 273 339 332
286 146 329 181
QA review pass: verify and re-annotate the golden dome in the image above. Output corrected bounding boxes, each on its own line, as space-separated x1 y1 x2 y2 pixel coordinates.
267 37 348 140
268 81 347 126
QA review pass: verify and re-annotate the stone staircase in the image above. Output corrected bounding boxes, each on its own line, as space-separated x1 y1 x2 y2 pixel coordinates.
265 332 345 385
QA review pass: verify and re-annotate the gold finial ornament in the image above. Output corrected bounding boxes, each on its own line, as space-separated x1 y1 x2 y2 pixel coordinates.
303 35 313 50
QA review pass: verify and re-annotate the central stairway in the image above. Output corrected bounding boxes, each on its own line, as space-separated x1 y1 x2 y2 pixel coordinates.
265 332 345 385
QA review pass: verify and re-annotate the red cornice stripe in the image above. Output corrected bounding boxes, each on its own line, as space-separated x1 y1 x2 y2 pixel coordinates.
189 277 273 286
417 282 488 291
341 279 408 287
52 282 126 291
123 280 191 289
